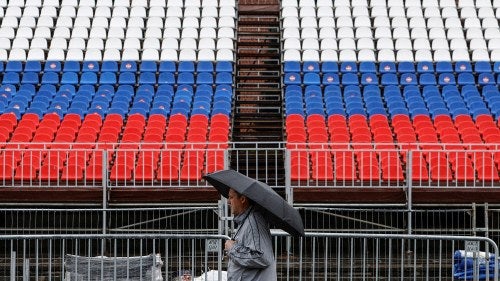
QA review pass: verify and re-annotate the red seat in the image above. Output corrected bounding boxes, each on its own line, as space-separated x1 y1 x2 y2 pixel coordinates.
180 163 203 181
476 164 500 181
157 165 180 181
110 164 133 181
335 163 357 181
429 165 453 181
14 163 40 181
39 164 61 181
85 164 104 181
61 165 84 181
134 164 156 181
0 162 14 180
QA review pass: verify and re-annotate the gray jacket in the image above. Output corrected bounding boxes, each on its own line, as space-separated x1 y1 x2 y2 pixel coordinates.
227 207 277 281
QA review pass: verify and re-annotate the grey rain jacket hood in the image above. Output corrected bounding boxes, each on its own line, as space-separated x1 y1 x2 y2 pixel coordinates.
227 207 277 281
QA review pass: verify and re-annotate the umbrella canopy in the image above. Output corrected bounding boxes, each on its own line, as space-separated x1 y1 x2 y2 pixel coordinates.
204 169 305 237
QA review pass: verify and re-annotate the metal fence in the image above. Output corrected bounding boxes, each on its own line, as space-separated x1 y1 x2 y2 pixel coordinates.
0 233 497 281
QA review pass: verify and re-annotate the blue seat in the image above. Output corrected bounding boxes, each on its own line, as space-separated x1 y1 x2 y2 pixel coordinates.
493 62 500 73
44 61 61 72
82 61 99 72
176 84 194 95
67 107 85 118
389 107 409 117
216 61 233 72
197 61 214 73
25 107 44 118
303 61 320 73
340 62 357 73
78 85 96 94
400 73 418 85
41 72 59 84
430 108 450 118
360 73 378 85
120 61 137 72
139 72 156 84
58 85 75 95
107 107 127 117
197 72 214 84
3 72 20 84
178 61 195 72
419 73 437 85
158 72 175 84
215 72 232 84
436 62 453 73
322 73 339 85
474 61 492 73
80 72 98 85
284 73 301 85
457 73 475 85
64 61 81 72
177 72 194 84
303 73 320 85
88 107 106 118
140 61 157 72
398 62 415 73
159 61 176 72
60 72 78 84
379 62 396 73
417 62 434 73
21 72 39 84
284 61 301 72
46 107 65 119
24 61 41 72
99 72 117 85
381 74 398 85
438 73 456 85
455 61 472 73
478 73 495 85
150 107 169 117
5 61 23 72
321 62 338 73
341 73 358 85
196 84 214 95
119 72 136 84
101 61 118 72
359 62 376 73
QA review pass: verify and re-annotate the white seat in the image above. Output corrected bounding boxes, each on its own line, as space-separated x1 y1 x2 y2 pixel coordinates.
179 48 196 61
471 49 490 61
165 0 182 7
337 27 354 39
181 27 198 38
395 38 412 50
49 38 67 50
283 17 299 29
145 27 162 38
56 16 73 28
432 38 451 50
183 17 199 28
439 0 456 7
302 38 319 50
406 7 423 18
0 27 15 39
109 16 126 28
428 28 446 40
411 28 429 39
61 0 78 5
484 28 500 40
166 6 182 17
445 17 462 29
451 49 470 61
180 38 197 50
374 27 391 39
413 38 431 50
333 0 350 6
354 17 371 28
488 38 500 50
373 16 390 27
447 28 466 40
160 49 178 60
122 49 139 60
281 7 298 18
301 27 318 39
396 49 414 61
299 0 315 7
142 38 160 50
335 6 351 17
32 26 52 39
87 38 104 50
478 7 495 19
283 49 301 61
409 17 426 28
476 0 493 7
27 48 45 60
4 7 22 18
104 37 122 49
427 17 444 28
25 0 42 7
200 27 217 39
482 17 499 29
46 48 65 60
89 27 107 39
126 27 143 38
200 16 217 28
432 49 451 61
301 17 317 28
283 27 300 39
96 0 112 6
352 6 369 17
68 38 86 50
149 0 166 6
465 38 484 50
358 49 376 61
66 49 84 60
164 17 181 29
299 6 316 17
377 49 395 61
353 0 368 6
0 38 11 50
338 38 356 50
146 17 163 28
202 6 218 17
336 17 353 28
16 27 34 39
458 0 474 8
320 49 338 61
316 6 333 17
198 37 215 50
162 38 179 50
388 7 405 18
19 16 36 28
218 0 236 7
422 0 438 7
338 49 356 61
491 50 500 61
76 6 93 18
216 38 233 50
405 1 421 7
70 26 88 39
355 27 372 39
316 0 333 6
40 6 58 17
371 6 388 17
391 17 408 28
130 6 146 18
281 0 297 7
80 0 96 7
91 17 109 28
424 7 441 18
12 38 29 50
103 48 120 60
1 17 18 28
465 28 483 40
198 49 215 61
376 38 394 50
141 48 159 60
36 16 54 28
283 38 301 50
319 27 336 39
124 37 141 49
302 49 319 61
218 27 235 39
320 38 337 50
464 17 481 29
216 49 233 61
416 49 433 61
94 6 111 18
184 6 202 18
148 7 164 17
184 0 200 7
441 7 458 18
84 49 103 61
107 27 125 39
460 7 477 18
218 17 235 28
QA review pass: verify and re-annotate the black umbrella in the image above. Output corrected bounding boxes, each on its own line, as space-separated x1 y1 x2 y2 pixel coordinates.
204 169 305 237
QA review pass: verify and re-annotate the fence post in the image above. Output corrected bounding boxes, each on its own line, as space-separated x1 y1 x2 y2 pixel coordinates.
407 150 413 235
102 150 108 235
10 251 15 281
